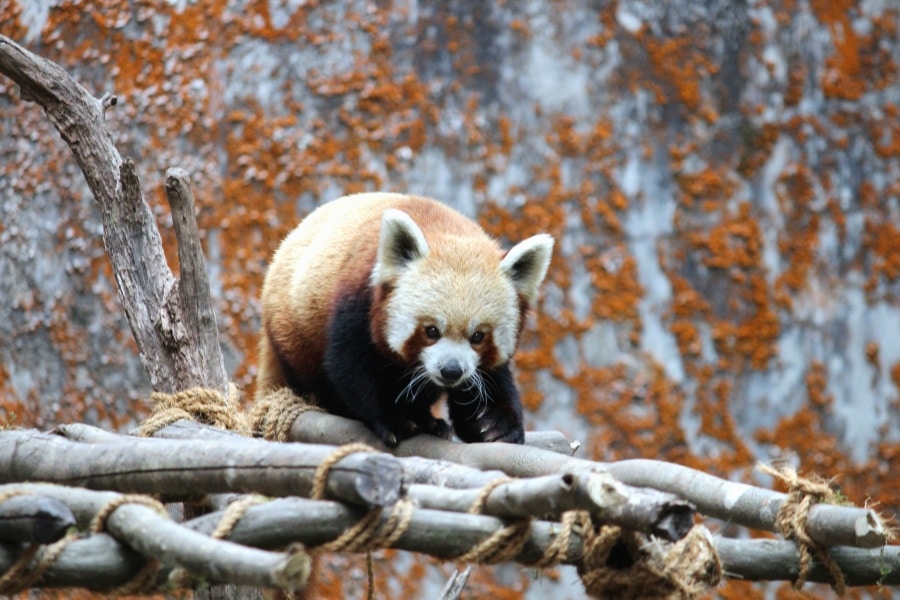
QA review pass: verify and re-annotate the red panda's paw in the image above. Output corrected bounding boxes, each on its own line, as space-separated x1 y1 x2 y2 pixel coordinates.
480 420 525 444
424 417 453 440
453 413 525 444
397 416 453 441
367 420 401 448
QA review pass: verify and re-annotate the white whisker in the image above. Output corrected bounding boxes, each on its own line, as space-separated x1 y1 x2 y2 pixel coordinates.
396 364 430 405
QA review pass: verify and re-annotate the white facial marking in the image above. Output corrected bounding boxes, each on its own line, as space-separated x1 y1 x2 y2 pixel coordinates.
421 338 478 386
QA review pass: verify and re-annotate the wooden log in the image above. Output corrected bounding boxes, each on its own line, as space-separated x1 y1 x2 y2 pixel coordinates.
0 488 893 589
408 470 695 541
715 537 900 586
0 484 308 591
605 459 892 549
0 495 75 544
286 408 575 455
0 535 146 590
289 410 890 549
110 503 309 591
0 430 401 508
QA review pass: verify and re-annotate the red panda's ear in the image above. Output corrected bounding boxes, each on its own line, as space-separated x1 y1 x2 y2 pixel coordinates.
501 233 554 304
371 209 430 285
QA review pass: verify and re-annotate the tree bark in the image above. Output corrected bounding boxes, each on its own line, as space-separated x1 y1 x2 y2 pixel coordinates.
1 429 402 508
0 35 227 396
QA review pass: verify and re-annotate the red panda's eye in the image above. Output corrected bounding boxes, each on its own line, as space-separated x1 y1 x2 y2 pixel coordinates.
470 331 485 344
425 326 441 340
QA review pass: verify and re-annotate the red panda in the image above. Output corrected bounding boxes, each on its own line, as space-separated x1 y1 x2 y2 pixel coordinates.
255 192 553 447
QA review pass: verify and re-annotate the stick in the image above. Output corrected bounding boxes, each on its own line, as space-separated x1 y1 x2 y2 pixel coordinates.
161 168 229 394
408 471 695 541
716 537 900 586
1 430 402 508
288 410 890 548
0 495 75 544
440 567 471 600
0 484 309 591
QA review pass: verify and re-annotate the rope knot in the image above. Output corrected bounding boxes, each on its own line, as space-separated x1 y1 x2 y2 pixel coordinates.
250 386 324 442
137 383 248 436
758 462 847 596
567 513 721 599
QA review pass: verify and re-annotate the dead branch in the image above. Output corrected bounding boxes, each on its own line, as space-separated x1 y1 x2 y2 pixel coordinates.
0 33 226 396
604 459 891 549
1 429 402 508
0 534 145 591
54 422 694 540
440 567 471 600
408 472 695 541
0 495 75 544
716 537 900 586
0 484 308 591
0 487 895 590
289 410 890 549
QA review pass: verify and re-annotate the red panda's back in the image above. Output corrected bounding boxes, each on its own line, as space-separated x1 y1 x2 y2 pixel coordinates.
255 192 493 395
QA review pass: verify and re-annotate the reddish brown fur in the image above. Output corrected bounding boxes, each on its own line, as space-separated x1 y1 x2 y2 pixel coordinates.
255 192 506 400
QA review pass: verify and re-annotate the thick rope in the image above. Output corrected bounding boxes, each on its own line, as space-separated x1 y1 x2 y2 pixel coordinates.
455 477 533 565
759 462 847 596
0 542 41 595
250 386 324 442
575 522 721 600
136 383 249 436
211 494 268 540
310 443 378 501
90 494 169 533
532 510 587 568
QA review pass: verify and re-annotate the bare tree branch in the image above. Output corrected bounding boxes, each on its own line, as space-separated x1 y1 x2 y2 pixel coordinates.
716 537 900 586
0 34 226 395
2 429 402 508
289 410 891 549
0 495 75 544
0 484 309 592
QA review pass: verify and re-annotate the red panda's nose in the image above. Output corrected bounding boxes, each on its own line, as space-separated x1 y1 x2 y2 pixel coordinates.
440 361 464 382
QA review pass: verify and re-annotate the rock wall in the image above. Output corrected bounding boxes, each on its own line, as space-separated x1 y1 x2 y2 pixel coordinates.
2 1 899 597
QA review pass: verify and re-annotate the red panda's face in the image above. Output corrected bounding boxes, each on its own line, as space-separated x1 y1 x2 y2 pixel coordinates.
371 208 553 389
386 263 519 388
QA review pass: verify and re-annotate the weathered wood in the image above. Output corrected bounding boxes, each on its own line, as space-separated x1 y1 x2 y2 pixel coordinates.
716 537 900 586
0 487 893 589
287 408 575 455
440 567 471 600
605 459 891 549
0 484 308 591
0 495 75 544
185 496 584 563
110 503 309 591
0 35 228 397
162 168 229 395
408 471 695 542
0 430 402 508
53 423 693 540
290 410 890 549
0 534 147 590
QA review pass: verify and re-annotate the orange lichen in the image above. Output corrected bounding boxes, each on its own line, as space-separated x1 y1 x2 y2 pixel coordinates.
576 361 690 462
863 217 900 300
811 0 898 101
638 33 717 115
5 2 900 598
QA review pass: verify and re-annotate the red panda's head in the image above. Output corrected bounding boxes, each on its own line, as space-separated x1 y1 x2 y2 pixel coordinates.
370 208 553 389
